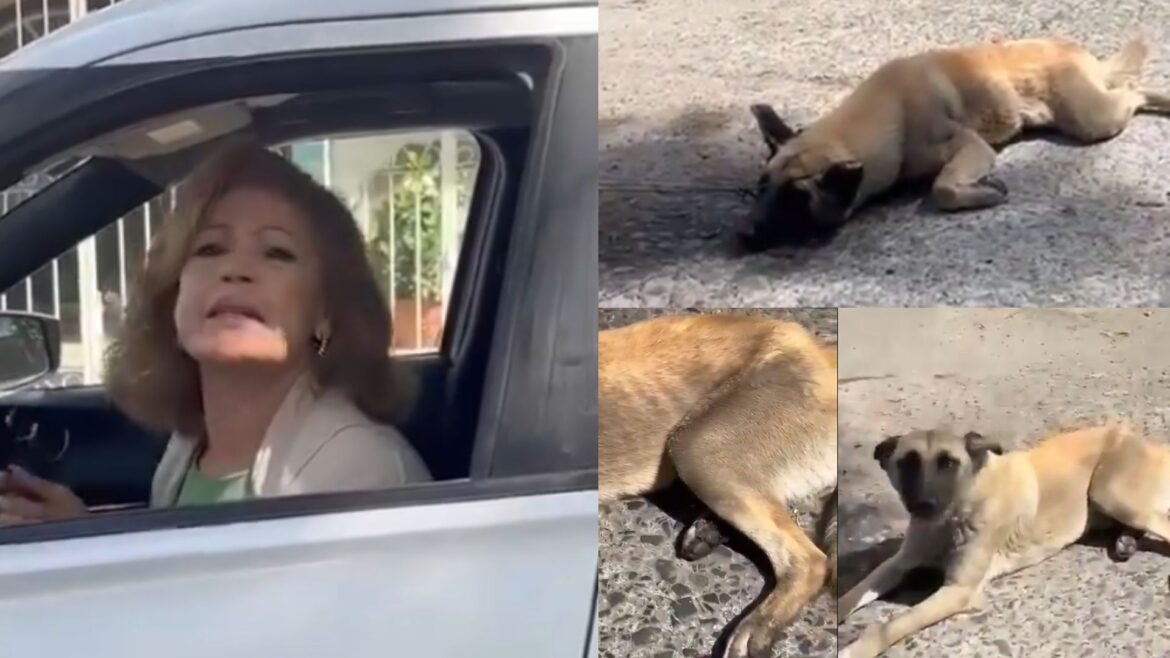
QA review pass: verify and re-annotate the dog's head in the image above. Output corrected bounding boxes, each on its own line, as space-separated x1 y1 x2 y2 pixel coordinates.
737 104 864 251
873 428 1004 522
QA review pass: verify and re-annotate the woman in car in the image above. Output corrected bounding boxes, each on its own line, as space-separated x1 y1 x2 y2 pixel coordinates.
0 142 431 523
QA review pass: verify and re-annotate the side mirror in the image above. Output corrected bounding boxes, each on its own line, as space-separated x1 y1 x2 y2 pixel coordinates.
0 311 61 392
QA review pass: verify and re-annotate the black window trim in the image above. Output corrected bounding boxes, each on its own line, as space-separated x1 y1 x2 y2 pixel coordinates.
0 39 559 190
469 33 597 478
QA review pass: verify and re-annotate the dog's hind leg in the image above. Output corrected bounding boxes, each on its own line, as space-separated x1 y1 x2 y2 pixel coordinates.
1134 515 1170 546
1103 34 1150 88
1051 66 1153 142
930 127 1008 211
1091 491 1170 547
1096 506 1170 548
668 376 835 658
696 488 827 658
1087 436 1170 546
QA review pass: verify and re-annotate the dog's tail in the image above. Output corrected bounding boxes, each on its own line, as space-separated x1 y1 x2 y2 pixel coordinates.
814 486 838 594
1104 34 1151 88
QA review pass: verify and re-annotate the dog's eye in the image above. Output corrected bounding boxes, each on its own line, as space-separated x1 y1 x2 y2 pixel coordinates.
936 454 958 470
898 451 921 473
756 174 768 189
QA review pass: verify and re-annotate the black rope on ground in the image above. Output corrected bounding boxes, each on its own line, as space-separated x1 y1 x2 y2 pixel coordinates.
599 180 761 204
735 186 759 203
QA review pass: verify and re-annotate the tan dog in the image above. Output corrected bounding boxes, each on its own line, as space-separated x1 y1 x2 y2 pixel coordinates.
599 313 838 658
838 424 1170 658
738 34 1170 249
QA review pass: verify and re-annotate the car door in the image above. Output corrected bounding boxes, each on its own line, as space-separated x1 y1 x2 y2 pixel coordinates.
0 2 598 657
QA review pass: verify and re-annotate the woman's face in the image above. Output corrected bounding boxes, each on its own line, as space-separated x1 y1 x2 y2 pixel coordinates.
174 187 326 367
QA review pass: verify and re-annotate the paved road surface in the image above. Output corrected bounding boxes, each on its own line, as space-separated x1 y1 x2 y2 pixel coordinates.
838 308 1170 657
600 0 1170 307
597 308 837 658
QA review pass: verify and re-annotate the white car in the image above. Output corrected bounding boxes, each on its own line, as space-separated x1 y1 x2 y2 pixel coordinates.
0 1 599 656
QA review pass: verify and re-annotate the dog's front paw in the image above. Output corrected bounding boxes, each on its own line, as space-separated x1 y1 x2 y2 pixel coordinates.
976 175 1008 195
837 596 853 622
722 613 787 658
678 513 725 561
837 639 878 658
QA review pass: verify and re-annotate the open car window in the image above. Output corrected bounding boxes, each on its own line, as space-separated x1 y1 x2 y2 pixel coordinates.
0 127 482 388
0 29 600 529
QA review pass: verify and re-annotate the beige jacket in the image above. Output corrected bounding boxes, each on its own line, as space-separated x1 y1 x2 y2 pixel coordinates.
150 374 432 507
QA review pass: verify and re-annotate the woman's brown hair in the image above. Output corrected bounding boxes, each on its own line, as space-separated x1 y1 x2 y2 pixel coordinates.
104 141 412 437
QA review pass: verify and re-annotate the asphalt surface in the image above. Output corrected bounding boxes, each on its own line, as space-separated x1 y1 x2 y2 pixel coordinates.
596 309 837 658
838 308 1170 657
600 0 1170 307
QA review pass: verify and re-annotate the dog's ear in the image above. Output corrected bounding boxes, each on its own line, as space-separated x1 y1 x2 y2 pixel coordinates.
820 160 864 207
750 103 797 158
874 435 899 464
964 431 1003 468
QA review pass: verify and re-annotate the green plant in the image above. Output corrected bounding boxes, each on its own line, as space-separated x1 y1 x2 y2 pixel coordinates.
365 144 444 303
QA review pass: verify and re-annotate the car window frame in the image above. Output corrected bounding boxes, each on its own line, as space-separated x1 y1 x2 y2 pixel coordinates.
0 33 597 546
469 33 598 479
0 468 598 547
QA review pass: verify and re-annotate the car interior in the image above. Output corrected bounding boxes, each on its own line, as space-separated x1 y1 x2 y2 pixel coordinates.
0 46 550 512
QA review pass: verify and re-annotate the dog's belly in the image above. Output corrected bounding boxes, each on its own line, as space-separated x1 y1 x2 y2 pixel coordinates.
968 99 1055 142
989 542 1063 580
945 66 1055 145
1027 491 1094 547
989 503 1089 579
898 140 953 181
768 428 837 504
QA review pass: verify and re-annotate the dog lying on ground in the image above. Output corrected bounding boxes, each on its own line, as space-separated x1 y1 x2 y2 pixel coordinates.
838 424 1170 658
599 313 838 658
738 34 1170 250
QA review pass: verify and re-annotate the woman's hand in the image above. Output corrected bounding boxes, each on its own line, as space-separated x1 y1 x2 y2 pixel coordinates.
0 465 87 525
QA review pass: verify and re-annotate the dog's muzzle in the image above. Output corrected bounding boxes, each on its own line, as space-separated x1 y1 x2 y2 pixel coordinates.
735 188 782 252
906 499 939 519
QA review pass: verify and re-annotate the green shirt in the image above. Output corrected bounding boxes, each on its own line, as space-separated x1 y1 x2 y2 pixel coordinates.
175 465 250 507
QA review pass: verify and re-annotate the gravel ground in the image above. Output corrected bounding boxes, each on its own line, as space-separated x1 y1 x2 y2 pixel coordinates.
600 0 1170 307
838 308 1170 657
597 308 836 658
